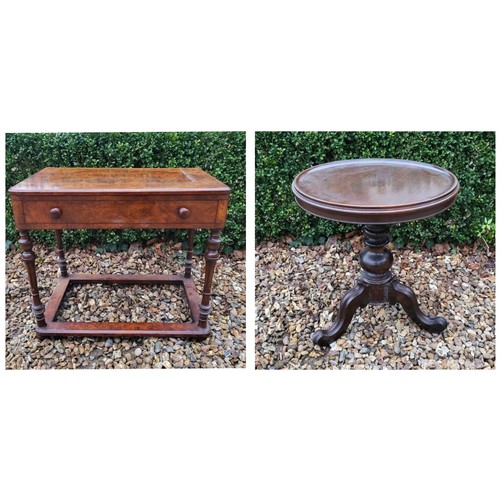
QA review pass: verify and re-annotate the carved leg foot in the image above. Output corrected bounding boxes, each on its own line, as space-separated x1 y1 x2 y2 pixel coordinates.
312 282 370 347
389 280 447 333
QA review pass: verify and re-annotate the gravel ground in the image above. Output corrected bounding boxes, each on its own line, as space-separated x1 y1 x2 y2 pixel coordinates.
5 242 245 369
256 237 495 370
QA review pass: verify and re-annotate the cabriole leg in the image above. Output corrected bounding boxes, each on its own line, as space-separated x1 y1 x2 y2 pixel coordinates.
389 280 448 333
312 282 370 346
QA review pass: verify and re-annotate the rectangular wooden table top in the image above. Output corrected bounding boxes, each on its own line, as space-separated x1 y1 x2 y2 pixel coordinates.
10 167 231 230
9 167 230 195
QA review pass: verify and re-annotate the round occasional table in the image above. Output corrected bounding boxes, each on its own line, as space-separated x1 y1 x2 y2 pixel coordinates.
292 158 460 347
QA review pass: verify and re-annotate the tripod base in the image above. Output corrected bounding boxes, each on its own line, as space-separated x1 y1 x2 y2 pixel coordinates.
312 225 448 347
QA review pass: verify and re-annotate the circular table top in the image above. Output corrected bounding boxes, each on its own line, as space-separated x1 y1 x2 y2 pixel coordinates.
292 159 460 224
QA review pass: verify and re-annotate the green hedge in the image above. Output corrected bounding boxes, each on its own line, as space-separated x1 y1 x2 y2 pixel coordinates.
256 132 495 247
5 132 246 251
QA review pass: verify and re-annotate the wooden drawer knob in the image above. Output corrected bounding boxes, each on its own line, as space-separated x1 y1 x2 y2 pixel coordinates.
50 207 62 219
178 207 191 219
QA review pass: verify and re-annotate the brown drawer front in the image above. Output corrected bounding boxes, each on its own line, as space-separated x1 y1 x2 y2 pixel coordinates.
23 200 219 226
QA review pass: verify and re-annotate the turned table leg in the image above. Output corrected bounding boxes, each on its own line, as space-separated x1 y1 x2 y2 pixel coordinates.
19 230 47 329
54 230 68 277
184 229 195 278
312 224 448 347
198 230 221 329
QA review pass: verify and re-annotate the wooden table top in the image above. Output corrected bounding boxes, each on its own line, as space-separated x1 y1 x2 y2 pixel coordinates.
9 167 230 196
292 159 460 224
10 167 230 231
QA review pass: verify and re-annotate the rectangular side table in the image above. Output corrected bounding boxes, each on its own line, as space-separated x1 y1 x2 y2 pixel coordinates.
9 167 230 339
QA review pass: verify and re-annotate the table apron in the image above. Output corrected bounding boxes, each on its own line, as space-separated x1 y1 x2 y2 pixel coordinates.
11 196 229 230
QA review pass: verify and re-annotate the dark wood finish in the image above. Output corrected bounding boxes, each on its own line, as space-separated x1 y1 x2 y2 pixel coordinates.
184 229 195 278
198 230 221 329
9 167 230 195
292 159 459 347
292 159 459 224
54 230 68 277
44 275 71 322
312 225 448 347
18 230 47 328
9 168 230 230
312 283 370 346
38 323 209 338
9 167 230 339
178 207 191 219
388 281 447 333
50 207 63 219
39 273 208 338
17 198 222 229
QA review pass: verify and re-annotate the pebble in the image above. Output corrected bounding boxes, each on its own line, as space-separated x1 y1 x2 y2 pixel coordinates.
436 345 450 358
134 348 142 357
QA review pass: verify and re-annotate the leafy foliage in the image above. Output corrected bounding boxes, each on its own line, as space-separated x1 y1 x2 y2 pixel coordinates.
5 132 245 251
478 216 495 245
256 131 495 247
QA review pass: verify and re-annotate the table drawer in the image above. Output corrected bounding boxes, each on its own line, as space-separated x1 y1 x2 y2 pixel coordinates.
21 199 221 228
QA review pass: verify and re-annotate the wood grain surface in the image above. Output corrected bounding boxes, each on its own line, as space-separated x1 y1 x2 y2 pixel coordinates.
9 167 230 230
9 167 230 194
292 158 459 224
